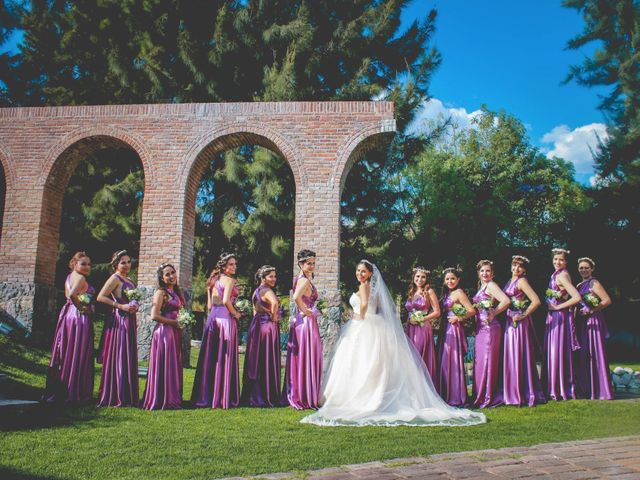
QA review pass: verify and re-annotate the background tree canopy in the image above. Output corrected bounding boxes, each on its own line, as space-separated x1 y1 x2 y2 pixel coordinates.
0 0 637 353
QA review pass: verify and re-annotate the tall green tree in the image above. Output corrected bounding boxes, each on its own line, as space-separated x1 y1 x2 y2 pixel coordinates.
564 0 640 319
2 1 440 305
399 107 590 292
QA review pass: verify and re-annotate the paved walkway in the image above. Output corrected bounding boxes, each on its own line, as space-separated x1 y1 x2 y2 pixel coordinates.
223 436 640 480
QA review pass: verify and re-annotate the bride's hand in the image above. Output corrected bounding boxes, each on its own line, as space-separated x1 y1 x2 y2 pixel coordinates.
448 317 458 324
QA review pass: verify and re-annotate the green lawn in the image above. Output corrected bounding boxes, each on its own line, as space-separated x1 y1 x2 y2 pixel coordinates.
1 333 639 480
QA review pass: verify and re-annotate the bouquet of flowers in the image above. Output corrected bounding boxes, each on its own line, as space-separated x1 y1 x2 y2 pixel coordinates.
473 299 493 310
78 292 93 306
177 308 196 330
77 292 94 314
235 298 252 317
579 292 601 315
510 296 530 312
582 292 601 309
451 303 467 318
545 288 563 301
316 299 329 318
124 288 142 308
509 296 530 328
410 310 427 327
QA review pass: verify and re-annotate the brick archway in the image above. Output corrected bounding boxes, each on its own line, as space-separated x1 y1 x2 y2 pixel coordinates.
0 101 395 341
331 121 396 193
177 125 300 286
36 131 151 287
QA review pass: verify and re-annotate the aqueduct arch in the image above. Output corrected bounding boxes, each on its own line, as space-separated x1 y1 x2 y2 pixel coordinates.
0 102 395 351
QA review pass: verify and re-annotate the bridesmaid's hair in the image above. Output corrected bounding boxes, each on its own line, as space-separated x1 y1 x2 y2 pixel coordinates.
297 249 316 279
157 263 185 305
207 252 237 289
476 259 494 289
408 267 431 300
440 266 461 299
255 265 276 287
110 249 129 271
551 247 570 260
577 257 595 268
68 251 90 271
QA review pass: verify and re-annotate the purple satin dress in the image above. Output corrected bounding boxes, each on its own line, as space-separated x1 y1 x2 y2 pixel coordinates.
44 275 95 404
282 274 322 409
97 274 139 407
576 279 613 400
471 286 503 408
240 284 282 407
405 295 437 381
142 288 183 410
436 293 468 407
503 278 545 406
542 269 577 401
191 277 240 409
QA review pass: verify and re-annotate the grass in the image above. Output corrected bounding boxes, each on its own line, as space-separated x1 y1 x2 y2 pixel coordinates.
1 332 639 480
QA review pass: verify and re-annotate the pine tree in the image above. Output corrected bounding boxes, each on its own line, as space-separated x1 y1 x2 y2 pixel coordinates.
564 0 640 310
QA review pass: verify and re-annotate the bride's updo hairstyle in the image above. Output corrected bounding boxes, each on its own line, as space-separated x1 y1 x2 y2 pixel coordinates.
358 259 374 283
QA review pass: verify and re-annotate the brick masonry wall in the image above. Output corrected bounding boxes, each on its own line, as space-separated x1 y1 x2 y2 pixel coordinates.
0 102 395 356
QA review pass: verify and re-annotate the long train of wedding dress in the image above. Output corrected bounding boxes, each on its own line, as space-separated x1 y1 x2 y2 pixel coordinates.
301 264 486 427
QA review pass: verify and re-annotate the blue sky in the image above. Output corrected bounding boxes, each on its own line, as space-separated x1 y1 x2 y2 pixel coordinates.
402 0 608 184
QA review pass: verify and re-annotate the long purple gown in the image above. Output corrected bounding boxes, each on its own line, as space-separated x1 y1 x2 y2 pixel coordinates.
576 279 613 400
282 273 322 409
191 277 240 409
142 288 183 410
503 278 545 406
471 286 503 408
44 275 95 404
436 293 468 407
97 274 139 407
542 269 578 401
405 295 437 381
240 284 282 407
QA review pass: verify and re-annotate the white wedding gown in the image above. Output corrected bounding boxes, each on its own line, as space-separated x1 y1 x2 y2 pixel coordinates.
301 265 486 427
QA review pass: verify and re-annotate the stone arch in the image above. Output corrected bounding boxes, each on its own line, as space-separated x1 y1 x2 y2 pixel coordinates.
175 123 303 282
40 125 155 187
35 129 152 285
178 122 304 193
330 120 396 193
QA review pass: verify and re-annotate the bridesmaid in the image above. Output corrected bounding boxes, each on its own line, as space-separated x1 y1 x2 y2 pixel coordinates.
142 263 184 410
191 252 241 409
471 260 509 408
282 249 323 409
503 255 546 406
241 265 282 407
43 252 95 404
543 248 582 401
96 250 139 407
405 266 440 380
575 257 614 400
437 267 476 407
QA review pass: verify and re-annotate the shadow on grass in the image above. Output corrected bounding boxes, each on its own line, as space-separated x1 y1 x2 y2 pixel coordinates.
0 402 138 433
0 466 65 480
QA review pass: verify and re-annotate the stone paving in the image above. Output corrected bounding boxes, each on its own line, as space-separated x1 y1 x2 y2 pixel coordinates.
222 435 640 480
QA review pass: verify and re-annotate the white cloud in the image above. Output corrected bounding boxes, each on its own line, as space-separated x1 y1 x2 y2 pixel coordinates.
541 123 608 175
408 98 483 137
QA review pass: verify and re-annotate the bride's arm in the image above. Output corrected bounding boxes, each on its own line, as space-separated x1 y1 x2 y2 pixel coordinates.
356 283 370 320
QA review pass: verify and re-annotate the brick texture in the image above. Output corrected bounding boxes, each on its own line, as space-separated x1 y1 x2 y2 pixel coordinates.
0 101 395 333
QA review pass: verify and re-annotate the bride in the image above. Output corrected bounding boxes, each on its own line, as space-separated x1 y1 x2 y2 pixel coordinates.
301 260 486 427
